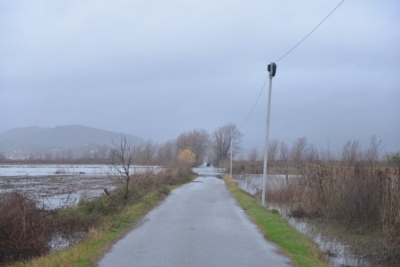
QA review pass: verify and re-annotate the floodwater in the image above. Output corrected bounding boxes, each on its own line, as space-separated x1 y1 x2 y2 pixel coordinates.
0 164 160 209
235 173 298 195
0 164 162 252
0 164 161 177
234 174 392 267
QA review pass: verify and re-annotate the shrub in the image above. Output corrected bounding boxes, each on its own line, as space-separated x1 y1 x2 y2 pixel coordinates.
0 192 52 264
178 149 196 165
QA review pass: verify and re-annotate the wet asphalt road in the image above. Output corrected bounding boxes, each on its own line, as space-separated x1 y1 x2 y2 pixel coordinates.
98 174 292 267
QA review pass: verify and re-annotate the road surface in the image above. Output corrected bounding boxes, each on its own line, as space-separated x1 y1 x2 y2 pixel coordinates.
98 171 292 267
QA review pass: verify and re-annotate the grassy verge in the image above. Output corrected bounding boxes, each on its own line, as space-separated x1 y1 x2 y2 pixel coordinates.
224 176 329 267
10 190 167 267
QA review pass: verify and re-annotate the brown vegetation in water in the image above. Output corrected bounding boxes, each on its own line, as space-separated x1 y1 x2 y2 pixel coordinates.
260 136 400 262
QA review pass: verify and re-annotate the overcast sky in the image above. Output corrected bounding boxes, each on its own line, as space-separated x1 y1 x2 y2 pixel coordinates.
1 0 399 154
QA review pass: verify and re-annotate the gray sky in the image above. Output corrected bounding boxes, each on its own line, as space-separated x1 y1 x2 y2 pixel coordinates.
1 0 399 154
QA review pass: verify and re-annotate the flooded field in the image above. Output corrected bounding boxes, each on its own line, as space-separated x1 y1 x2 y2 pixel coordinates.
0 164 160 209
0 164 160 177
234 174 394 267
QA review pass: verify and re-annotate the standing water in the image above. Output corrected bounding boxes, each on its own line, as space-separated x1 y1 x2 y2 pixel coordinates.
234 174 392 267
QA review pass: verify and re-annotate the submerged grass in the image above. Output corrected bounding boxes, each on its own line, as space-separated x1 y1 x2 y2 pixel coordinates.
10 190 165 267
224 176 329 267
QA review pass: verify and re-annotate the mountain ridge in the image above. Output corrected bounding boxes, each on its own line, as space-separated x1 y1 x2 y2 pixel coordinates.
0 125 145 158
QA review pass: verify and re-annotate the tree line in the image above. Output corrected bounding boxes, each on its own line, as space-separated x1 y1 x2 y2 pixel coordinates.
0 123 243 167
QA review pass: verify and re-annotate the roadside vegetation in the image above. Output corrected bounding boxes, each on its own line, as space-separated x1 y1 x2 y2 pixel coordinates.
1 124 227 266
1 155 194 266
224 176 329 267
3 123 399 265
0 123 244 266
234 135 400 264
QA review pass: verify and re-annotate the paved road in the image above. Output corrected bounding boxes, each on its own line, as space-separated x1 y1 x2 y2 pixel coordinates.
98 174 292 267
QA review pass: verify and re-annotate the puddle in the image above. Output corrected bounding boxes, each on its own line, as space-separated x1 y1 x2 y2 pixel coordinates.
50 232 87 251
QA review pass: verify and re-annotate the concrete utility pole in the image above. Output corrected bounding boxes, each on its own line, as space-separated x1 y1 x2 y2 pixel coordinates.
230 139 233 177
262 62 277 207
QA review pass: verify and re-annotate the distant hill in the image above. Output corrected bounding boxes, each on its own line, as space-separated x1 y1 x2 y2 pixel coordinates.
0 125 145 159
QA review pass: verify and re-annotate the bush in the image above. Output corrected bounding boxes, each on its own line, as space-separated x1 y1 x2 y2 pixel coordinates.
162 160 194 184
0 192 52 264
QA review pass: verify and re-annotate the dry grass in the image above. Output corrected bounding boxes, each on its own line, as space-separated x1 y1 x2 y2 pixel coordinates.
267 163 400 261
224 176 329 267
0 193 52 264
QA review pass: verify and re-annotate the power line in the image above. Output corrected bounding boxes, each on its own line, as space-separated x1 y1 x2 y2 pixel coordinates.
275 0 346 63
238 0 346 130
239 75 269 130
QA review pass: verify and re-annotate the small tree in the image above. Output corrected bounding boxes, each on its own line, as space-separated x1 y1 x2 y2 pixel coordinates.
342 140 362 166
279 141 290 185
156 141 178 164
134 139 157 165
365 135 383 167
290 137 308 168
178 149 196 165
248 146 259 162
212 123 243 166
176 129 210 166
268 139 279 167
110 136 135 199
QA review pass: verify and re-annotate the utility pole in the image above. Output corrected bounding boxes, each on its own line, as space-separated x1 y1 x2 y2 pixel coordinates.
262 62 277 207
230 139 233 177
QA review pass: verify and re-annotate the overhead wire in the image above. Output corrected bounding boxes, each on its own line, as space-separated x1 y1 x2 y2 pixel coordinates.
238 0 346 129
238 75 269 130
275 0 346 63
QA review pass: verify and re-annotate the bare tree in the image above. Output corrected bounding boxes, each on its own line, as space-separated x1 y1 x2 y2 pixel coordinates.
319 144 334 163
212 123 243 166
156 141 178 164
110 136 135 199
290 137 308 168
176 129 210 166
134 139 157 165
279 141 290 185
306 143 319 162
268 139 279 166
248 146 259 162
342 140 362 165
365 135 383 166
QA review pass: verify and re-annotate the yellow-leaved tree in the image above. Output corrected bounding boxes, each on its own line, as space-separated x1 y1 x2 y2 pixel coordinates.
178 149 196 165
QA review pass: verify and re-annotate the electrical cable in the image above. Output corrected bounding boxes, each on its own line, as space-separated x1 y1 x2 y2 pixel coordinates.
239 75 268 130
275 0 346 63
238 0 346 130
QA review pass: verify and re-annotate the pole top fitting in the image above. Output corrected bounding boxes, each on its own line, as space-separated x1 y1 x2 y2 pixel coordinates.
268 62 277 77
